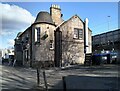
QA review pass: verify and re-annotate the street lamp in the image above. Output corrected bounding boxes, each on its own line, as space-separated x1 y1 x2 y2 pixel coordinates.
107 16 111 31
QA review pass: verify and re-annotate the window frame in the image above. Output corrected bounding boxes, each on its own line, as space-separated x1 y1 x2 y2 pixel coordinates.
35 27 41 43
49 40 54 50
73 28 83 39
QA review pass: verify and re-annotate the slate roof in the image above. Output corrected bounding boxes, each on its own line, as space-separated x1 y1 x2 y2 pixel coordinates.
34 11 54 25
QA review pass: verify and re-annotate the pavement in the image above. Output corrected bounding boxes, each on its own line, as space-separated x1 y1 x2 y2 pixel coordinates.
0 62 120 91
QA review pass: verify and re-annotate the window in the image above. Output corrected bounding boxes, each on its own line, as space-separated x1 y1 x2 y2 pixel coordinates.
74 28 83 39
35 27 40 43
50 40 54 50
25 50 29 61
25 34 29 43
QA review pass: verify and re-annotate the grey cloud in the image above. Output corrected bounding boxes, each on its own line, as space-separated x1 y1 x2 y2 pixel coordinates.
0 3 35 36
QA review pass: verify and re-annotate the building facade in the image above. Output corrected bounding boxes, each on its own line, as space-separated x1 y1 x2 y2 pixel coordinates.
92 29 120 64
14 5 92 67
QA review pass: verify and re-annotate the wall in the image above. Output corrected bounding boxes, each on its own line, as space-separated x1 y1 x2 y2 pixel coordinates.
32 23 55 66
14 27 32 66
21 28 31 66
88 29 92 53
60 16 85 65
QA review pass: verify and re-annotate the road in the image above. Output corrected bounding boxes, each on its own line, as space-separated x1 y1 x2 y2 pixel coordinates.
0 62 120 91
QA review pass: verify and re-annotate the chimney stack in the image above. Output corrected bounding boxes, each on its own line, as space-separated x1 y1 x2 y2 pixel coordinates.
50 4 63 26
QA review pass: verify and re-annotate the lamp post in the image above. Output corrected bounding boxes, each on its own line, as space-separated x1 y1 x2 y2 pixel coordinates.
107 16 111 31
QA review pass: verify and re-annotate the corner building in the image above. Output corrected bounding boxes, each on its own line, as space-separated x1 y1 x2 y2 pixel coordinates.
14 5 92 67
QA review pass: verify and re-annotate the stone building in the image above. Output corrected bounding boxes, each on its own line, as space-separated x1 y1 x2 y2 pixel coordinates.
14 5 92 67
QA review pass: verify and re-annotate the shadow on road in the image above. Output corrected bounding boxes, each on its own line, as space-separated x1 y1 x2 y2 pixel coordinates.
51 75 120 91
1 64 120 91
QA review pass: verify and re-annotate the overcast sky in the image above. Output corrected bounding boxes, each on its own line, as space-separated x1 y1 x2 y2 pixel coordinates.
0 2 119 49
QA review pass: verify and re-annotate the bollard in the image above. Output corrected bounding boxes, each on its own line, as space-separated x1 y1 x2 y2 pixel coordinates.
37 68 40 86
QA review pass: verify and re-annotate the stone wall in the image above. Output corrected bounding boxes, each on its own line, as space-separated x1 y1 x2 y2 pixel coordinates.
88 29 92 53
32 23 55 65
60 15 85 65
22 28 31 66
50 5 63 26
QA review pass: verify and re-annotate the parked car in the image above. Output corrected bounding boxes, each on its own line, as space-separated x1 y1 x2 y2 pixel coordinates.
2 55 14 65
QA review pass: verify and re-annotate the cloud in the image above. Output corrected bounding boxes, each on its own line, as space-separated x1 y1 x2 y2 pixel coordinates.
7 39 15 46
0 3 35 36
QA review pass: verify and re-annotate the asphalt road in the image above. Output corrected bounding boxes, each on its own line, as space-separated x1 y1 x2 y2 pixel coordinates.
0 62 120 91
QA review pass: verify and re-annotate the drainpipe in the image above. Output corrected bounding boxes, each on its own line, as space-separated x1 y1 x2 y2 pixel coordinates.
84 18 89 65
84 18 89 54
